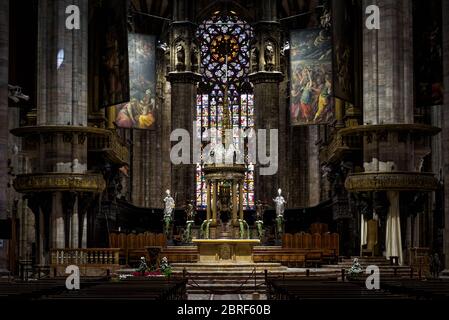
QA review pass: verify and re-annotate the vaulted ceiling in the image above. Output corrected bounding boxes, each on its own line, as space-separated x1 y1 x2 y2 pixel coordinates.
131 0 171 18
130 0 318 21
129 0 322 37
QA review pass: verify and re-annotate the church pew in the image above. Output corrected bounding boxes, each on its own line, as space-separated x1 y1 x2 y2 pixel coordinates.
42 279 187 301
266 279 410 300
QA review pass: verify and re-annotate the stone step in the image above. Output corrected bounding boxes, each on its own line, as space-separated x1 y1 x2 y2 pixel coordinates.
340 260 397 265
171 263 288 273
186 284 267 294
172 262 284 268
341 258 397 262
174 274 267 279
189 280 265 285
324 264 411 269
187 288 267 295
172 269 286 273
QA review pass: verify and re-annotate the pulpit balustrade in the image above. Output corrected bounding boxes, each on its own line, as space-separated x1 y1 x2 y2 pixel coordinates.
51 248 120 266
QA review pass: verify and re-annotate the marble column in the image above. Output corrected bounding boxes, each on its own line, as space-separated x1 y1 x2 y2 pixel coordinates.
239 181 244 220
362 0 414 126
167 0 200 206
37 0 88 127
206 181 211 220
441 0 449 271
81 212 87 248
232 181 238 224
0 0 8 272
361 0 415 264
249 69 283 204
249 0 283 203
71 196 79 249
167 72 200 206
51 193 65 248
36 0 89 253
212 181 218 223
37 206 46 264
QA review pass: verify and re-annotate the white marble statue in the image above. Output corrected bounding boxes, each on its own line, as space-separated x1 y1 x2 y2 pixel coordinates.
163 189 175 237
163 189 175 216
273 189 286 237
273 188 286 217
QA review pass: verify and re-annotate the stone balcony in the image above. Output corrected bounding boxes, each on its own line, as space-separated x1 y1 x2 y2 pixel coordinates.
87 129 129 165
319 132 362 164
11 125 129 166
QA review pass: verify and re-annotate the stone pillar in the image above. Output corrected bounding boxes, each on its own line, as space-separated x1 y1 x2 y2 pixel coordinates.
232 181 237 224
250 72 283 203
167 0 200 206
361 0 414 264
249 11 283 202
81 212 87 248
206 181 211 220
71 196 79 248
441 0 449 271
362 0 414 126
167 72 200 205
239 181 243 220
0 0 8 272
52 193 65 248
35 0 89 254
37 0 88 127
37 206 46 264
212 181 217 223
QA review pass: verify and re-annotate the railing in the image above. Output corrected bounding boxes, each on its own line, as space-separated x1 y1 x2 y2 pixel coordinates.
319 132 362 164
51 248 120 266
88 130 129 164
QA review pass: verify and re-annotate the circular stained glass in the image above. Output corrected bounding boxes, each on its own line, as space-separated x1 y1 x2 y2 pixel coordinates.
211 35 239 63
197 11 253 89
196 12 255 209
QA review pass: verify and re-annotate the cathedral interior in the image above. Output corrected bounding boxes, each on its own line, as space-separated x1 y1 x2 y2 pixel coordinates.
1 0 449 304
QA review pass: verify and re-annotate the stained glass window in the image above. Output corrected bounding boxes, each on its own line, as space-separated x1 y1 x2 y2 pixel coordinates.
196 12 255 209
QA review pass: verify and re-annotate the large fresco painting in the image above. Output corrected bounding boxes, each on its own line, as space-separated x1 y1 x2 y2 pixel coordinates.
290 28 333 126
414 0 443 107
97 0 130 108
115 33 157 130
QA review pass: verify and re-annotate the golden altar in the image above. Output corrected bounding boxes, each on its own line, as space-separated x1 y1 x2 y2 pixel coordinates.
192 239 260 263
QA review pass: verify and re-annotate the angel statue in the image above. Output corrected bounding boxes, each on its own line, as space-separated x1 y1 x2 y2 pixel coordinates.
273 188 286 237
264 41 275 70
163 189 175 237
238 219 250 239
255 200 265 240
182 200 196 243
200 219 212 239
176 44 185 71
